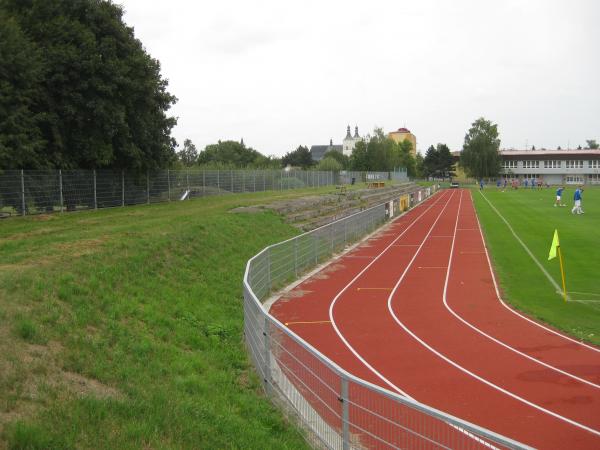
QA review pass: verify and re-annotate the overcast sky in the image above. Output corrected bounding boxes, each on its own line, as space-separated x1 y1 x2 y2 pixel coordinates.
122 0 600 156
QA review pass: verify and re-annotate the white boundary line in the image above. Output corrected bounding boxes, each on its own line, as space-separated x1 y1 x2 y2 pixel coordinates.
477 190 566 300
473 191 600 354
443 193 600 389
387 190 600 437
327 189 455 398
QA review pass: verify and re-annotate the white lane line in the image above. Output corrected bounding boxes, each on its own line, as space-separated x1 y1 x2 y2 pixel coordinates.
445 193 600 390
472 191 600 354
327 190 455 399
387 190 600 437
478 190 566 300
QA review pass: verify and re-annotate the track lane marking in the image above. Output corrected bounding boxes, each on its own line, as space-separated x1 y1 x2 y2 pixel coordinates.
386 190 600 438
326 190 454 398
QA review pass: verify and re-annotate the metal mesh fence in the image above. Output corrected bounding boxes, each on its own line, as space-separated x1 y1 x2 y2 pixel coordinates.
0 169 406 217
243 186 531 450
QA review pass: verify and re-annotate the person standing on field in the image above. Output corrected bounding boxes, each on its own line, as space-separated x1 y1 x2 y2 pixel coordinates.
555 186 565 207
571 186 584 214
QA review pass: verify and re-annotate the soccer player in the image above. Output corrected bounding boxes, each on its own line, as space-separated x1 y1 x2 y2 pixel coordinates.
554 186 565 207
571 186 584 214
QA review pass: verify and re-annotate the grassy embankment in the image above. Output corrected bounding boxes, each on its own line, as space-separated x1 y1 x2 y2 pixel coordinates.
472 186 600 345
0 188 353 450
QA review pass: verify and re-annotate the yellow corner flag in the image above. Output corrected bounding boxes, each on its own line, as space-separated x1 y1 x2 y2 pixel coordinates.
548 229 567 301
548 229 560 260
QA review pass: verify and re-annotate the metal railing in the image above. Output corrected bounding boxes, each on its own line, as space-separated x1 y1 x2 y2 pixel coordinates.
243 186 531 450
0 169 407 217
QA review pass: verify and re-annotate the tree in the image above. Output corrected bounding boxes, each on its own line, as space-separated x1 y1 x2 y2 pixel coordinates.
178 139 198 166
422 144 455 180
460 117 501 179
350 140 369 171
0 0 177 170
281 146 313 169
586 139 599 149
0 11 45 169
198 140 264 168
557 146 562 150
316 157 342 172
415 152 424 178
322 150 349 169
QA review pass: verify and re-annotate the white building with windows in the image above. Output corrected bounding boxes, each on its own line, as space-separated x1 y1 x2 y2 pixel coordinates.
499 149 600 185
342 125 361 157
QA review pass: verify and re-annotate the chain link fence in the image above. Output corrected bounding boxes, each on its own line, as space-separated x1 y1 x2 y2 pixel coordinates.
0 169 407 217
243 186 531 450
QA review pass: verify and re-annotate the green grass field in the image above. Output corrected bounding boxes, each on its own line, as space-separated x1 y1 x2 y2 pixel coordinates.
472 186 600 346
0 189 338 450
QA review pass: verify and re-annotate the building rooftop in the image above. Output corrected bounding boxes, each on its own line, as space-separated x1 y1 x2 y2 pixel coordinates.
310 145 343 162
500 149 600 157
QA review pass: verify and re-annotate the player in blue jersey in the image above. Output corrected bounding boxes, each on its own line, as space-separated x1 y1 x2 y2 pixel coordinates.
571 186 584 214
554 186 565 207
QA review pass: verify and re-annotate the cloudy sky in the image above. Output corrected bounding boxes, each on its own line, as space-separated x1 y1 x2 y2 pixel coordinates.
122 0 600 156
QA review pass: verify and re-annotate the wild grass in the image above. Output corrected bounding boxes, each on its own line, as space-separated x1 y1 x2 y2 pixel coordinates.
472 186 600 345
0 189 340 449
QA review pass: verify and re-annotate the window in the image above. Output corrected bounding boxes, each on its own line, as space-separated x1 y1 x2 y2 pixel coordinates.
543 160 561 169
566 160 584 169
523 160 539 169
502 160 517 169
589 160 600 169
589 174 600 184
566 175 584 184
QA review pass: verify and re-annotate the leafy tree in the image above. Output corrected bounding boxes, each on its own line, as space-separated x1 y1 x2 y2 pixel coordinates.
460 117 501 179
0 11 45 169
0 0 177 170
531 145 536 150
577 145 582 150
586 139 599 149
350 140 369 171
422 144 454 179
198 140 264 168
322 150 349 169
316 157 342 172
281 146 313 169
415 152 424 178
557 146 562 150
177 139 198 166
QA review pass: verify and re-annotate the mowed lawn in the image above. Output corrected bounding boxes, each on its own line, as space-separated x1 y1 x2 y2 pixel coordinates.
472 186 600 346
0 190 328 450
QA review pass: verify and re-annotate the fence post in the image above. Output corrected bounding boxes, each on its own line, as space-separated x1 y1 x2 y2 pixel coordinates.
146 170 150 204
59 169 64 213
167 169 171 201
186 170 190 199
231 170 234 193
344 220 347 247
294 239 298 277
253 172 256 192
217 170 220 190
20 169 26 216
242 171 245 193
121 170 125 207
266 248 272 293
263 317 272 396
202 170 205 196
93 169 97 209
341 377 350 450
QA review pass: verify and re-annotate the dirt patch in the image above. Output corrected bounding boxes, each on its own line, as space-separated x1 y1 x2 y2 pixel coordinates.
31 214 57 222
53 237 108 258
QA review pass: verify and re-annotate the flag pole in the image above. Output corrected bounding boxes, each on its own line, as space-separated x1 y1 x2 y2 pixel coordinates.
557 245 567 302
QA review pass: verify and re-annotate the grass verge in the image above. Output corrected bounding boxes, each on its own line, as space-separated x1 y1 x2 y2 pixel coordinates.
0 188 349 449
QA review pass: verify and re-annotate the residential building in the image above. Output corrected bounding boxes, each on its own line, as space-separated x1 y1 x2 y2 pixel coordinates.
388 127 417 157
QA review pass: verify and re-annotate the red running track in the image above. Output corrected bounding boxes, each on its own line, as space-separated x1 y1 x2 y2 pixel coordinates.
270 189 600 449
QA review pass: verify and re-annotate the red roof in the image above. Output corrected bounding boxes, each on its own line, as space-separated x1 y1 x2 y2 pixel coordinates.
396 127 411 133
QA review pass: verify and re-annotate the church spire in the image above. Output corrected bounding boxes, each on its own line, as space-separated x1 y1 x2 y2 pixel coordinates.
345 125 352 139
354 126 359 138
